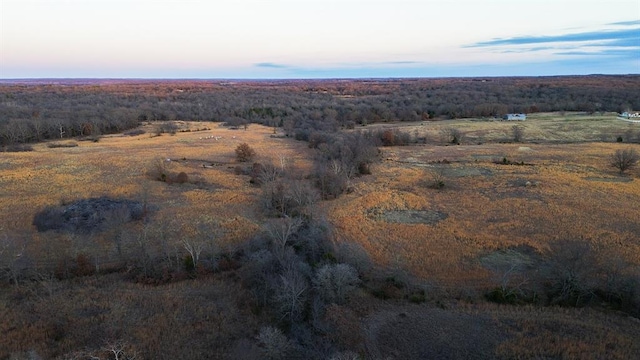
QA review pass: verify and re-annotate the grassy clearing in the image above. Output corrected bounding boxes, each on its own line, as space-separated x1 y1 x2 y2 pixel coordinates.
363 112 640 144
0 122 312 249
327 140 640 282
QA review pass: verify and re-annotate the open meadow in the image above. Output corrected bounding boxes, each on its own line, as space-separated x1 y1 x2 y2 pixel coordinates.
1 122 313 262
334 113 640 281
1 107 640 358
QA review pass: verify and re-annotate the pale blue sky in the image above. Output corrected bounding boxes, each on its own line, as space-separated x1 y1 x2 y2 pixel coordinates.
1 0 639 78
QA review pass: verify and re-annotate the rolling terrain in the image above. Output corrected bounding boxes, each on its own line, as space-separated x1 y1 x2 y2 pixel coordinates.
1 80 639 359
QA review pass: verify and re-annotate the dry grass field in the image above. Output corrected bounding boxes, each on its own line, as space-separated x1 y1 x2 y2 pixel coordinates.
327 141 640 281
1 114 640 359
0 123 313 267
363 112 639 144
0 122 309 232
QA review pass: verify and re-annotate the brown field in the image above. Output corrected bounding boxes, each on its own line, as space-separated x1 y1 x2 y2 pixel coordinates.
1 115 640 359
327 141 640 281
1 122 312 244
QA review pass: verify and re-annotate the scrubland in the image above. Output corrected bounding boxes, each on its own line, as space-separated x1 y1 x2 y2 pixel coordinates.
1 81 640 359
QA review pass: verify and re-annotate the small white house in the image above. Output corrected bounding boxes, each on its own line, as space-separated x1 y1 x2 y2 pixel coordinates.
503 113 527 121
620 112 640 119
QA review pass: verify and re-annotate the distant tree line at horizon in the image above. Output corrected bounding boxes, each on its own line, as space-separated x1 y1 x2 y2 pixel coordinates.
1 75 638 146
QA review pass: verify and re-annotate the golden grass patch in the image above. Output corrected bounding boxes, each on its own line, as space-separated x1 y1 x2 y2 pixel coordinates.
0 123 313 267
326 140 640 282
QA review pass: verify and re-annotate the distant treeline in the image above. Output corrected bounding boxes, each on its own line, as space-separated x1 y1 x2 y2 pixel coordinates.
1 75 638 145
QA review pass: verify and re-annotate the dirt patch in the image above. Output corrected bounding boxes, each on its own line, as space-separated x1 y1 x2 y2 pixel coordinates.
365 306 507 359
480 245 540 271
440 166 494 178
584 177 633 183
507 178 540 187
379 210 448 225
33 197 148 233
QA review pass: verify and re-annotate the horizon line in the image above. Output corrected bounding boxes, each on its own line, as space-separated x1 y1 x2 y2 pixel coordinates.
1 73 638 82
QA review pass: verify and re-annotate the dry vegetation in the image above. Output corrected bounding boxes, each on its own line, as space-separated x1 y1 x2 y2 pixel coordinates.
1 81 640 359
329 140 640 280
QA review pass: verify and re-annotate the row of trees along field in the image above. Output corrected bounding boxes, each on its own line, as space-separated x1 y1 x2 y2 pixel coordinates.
1 75 639 146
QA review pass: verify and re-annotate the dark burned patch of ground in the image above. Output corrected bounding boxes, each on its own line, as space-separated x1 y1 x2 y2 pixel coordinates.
365 305 507 359
584 176 633 183
33 197 148 233
380 210 448 225
479 244 541 271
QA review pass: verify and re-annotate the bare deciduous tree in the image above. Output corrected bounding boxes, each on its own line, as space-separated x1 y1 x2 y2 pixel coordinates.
258 162 281 184
277 153 293 172
314 263 360 304
544 240 598 307
329 351 362 360
265 217 303 253
181 236 205 270
195 220 222 269
256 326 292 360
288 179 320 210
274 265 309 322
512 124 525 142
103 340 137 360
0 234 30 285
611 148 638 174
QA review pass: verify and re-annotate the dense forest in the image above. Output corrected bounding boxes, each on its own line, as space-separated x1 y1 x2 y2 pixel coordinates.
1 75 639 147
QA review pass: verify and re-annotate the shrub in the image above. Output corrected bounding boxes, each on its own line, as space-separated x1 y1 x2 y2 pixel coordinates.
512 124 525 142
427 168 446 189
148 158 172 182
124 129 146 136
314 168 348 200
485 287 520 305
2 143 33 152
441 127 464 144
408 289 427 303
381 129 395 146
235 143 256 162
47 141 78 148
308 131 334 149
156 122 178 135
174 171 189 184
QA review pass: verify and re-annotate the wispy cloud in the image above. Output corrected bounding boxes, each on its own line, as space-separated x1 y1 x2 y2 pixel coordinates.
556 49 639 57
254 62 290 69
465 20 639 68
469 28 639 48
609 20 640 26
386 61 422 65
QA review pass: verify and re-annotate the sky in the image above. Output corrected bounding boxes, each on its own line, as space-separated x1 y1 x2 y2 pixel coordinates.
1 0 639 78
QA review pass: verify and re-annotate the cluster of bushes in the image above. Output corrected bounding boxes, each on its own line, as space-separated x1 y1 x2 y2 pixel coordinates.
47 141 78 148
232 211 375 359
308 131 379 199
146 158 206 186
1 143 33 152
370 128 415 146
484 241 640 316
123 128 146 136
